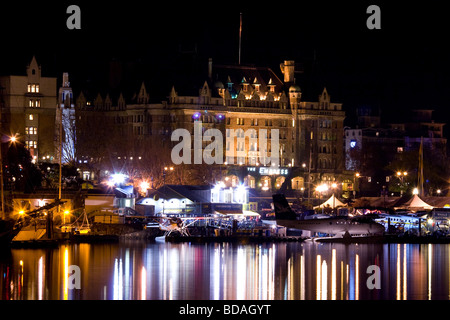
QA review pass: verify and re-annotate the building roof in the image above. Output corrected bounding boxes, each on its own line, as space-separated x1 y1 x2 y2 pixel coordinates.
147 185 211 203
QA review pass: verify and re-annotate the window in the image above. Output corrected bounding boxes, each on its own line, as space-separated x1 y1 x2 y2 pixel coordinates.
28 99 41 108
28 84 39 93
25 127 37 135
28 114 34 121
25 140 37 149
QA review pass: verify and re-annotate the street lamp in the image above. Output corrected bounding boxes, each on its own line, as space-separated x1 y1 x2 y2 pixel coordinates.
63 210 70 225
396 171 408 196
353 172 360 199
162 166 174 215
0 134 18 220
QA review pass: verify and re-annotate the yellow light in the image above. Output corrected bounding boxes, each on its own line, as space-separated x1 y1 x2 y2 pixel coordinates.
356 172 360 177
10 136 17 143
18 210 25 216
64 210 69 215
64 247 69 300
139 180 150 194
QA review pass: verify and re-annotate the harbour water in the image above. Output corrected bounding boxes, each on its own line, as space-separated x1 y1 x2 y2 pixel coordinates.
1 241 450 300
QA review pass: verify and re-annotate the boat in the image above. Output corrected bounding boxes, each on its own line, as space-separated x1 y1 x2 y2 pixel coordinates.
0 219 19 244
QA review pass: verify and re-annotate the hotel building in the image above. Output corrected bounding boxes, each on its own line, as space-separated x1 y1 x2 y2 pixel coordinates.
74 59 347 193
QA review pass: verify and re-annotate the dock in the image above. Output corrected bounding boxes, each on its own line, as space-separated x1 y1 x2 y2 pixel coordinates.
163 234 305 243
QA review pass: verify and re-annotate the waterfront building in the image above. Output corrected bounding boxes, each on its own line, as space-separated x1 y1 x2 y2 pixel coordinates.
345 107 448 196
136 184 256 219
0 56 57 162
74 59 347 196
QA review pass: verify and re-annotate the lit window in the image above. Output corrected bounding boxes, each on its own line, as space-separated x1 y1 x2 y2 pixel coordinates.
27 85 31 93
29 100 33 107
25 140 37 149
35 85 39 93
28 114 34 121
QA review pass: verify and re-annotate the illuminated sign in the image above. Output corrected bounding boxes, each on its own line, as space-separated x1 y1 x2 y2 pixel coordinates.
350 140 357 148
247 167 289 176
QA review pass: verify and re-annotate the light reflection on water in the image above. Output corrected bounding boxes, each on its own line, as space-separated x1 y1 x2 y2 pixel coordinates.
1 241 450 300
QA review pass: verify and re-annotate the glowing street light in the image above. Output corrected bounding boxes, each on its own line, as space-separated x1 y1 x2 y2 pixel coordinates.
0 134 18 219
396 171 408 196
139 180 150 195
110 173 128 186
315 184 329 193
63 210 70 225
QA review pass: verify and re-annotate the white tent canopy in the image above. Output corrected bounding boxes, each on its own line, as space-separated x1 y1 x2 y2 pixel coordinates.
314 194 346 209
396 194 433 210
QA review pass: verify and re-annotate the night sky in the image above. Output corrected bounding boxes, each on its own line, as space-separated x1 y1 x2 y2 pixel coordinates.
1 1 449 128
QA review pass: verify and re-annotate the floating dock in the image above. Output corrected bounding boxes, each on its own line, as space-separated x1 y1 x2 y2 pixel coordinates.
163 234 305 243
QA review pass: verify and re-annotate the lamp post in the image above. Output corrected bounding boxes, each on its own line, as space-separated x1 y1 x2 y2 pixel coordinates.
162 166 173 215
396 171 408 196
0 134 17 220
354 172 360 199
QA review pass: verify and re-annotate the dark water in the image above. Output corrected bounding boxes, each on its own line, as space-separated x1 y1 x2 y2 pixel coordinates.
0 241 449 300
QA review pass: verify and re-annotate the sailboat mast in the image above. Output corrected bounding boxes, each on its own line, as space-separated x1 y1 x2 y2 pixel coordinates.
418 136 424 196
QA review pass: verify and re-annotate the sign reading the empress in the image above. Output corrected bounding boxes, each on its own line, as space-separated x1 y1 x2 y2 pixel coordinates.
171 121 279 166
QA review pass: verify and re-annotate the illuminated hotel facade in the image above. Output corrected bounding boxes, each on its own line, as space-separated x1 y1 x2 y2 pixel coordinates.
0 56 348 193
74 60 347 193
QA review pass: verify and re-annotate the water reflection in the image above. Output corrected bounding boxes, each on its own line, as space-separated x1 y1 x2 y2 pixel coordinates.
1 242 450 300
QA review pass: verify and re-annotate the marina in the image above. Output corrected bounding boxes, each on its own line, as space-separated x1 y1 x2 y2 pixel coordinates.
3 181 450 247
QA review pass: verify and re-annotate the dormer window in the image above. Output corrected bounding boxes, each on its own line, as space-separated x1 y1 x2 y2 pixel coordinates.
27 84 39 93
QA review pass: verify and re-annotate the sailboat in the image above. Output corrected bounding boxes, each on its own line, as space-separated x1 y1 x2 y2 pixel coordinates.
74 209 91 234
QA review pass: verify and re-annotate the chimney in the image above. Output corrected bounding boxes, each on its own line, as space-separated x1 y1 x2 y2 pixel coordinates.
62 72 70 87
208 58 213 81
280 60 295 83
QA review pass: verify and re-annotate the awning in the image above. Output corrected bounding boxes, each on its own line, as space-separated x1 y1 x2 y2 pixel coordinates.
214 210 260 217
243 210 260 217
214 209 243 215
